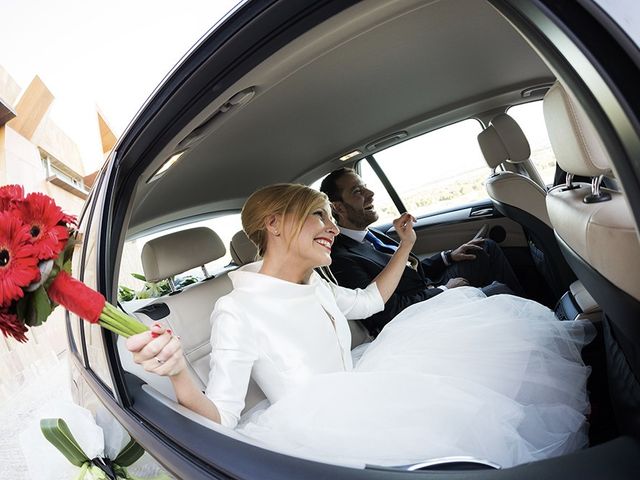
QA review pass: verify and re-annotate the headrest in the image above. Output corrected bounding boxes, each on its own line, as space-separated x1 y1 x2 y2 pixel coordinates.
142 227 226 282
229 230 258 266
477 126 508 169
543 82 611 177
490 114 531 163
477 114 531 170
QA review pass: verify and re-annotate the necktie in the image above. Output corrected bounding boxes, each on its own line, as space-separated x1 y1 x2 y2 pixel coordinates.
365 231 398 254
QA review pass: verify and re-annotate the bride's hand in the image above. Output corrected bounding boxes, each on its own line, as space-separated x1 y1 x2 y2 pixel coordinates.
393 212 417 247
126 323 186 377
374 213 418 302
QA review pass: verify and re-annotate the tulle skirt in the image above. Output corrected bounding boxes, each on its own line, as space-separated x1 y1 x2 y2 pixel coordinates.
238 288 595 468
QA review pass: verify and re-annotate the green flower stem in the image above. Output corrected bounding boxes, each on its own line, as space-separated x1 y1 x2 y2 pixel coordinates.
102 303 148 335
99 311 140 338
99 313 136 336
98 311 140 338
96 303 149 338
98 317 133 338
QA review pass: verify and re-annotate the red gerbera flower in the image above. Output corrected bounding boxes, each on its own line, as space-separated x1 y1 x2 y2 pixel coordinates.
0 308 28 343
61 212 78 226
0 184 25 212
0 211 40 306
13 192 70 260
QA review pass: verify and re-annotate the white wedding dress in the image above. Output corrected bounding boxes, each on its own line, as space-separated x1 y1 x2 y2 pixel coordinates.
208 263 594 469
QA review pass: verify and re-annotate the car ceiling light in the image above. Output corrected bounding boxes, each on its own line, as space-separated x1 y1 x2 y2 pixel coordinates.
339 150 362 161
149 151 187 182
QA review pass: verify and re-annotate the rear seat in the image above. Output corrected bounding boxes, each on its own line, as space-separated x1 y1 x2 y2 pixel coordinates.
120 227 372 413
119 227 267 411
229 230 258 265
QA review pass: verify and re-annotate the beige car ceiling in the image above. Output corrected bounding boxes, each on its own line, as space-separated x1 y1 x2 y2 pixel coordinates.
129 0 554 236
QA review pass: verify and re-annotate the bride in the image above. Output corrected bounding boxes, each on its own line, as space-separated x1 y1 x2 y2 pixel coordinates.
127 184 593 468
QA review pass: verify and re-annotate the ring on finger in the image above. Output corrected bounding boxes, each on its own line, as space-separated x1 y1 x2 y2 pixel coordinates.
155 357 165 364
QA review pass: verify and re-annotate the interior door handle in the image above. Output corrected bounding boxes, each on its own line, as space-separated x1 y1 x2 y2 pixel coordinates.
470 208 493 217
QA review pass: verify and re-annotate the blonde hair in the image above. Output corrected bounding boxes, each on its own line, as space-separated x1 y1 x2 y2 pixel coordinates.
241 184 329 257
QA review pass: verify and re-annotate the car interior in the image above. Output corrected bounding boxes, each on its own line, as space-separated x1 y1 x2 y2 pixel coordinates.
103 0 639 473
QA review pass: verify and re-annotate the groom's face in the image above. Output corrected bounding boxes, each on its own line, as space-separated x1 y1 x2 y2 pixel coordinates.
332 172 379 230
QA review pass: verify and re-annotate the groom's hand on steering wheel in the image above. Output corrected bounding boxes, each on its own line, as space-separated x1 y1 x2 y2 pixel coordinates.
451 238 485 262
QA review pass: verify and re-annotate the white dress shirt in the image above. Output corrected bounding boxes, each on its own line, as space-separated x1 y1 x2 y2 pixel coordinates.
339 226 368 243
339 226 448 288
205 261 384 428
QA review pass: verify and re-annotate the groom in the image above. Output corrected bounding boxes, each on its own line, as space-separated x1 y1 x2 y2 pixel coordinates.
320 168 522 335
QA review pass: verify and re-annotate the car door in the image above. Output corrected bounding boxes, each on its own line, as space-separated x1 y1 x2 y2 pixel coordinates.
358 118 529 259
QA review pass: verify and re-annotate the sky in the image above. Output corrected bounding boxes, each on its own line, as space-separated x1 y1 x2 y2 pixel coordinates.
1 0 239 172
594 0 640 46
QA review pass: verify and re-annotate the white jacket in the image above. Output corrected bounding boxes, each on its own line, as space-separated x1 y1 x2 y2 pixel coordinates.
205 261 383 428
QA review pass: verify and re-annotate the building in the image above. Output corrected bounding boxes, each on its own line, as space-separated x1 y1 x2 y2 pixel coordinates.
0 65 115 400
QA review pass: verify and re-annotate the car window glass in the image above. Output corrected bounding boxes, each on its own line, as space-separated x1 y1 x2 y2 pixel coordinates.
309 177 323 191
311 167 400 227
118 214 242 311
359 160 400 226
80 176 115 392
371 119 487 217
507 101 556 186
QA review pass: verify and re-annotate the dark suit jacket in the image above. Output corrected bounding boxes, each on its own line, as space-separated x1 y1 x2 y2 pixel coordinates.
330 230 446 335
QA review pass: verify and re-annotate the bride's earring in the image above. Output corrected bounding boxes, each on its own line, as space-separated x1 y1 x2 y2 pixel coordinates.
266 214 281 237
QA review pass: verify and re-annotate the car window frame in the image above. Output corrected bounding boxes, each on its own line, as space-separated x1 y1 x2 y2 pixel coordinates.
360 118 490 221
76 159 120 394
505 99 557 186
68 161 112 365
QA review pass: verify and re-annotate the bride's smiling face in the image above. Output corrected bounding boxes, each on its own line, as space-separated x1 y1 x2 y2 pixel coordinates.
285 205 338 269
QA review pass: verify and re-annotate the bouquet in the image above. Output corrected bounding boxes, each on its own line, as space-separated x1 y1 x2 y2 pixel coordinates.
20 401 171 479
0 184 147 341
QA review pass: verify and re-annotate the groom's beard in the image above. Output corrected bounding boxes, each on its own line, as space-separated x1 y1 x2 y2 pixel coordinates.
342 202 378 230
